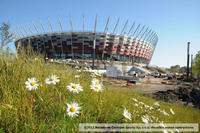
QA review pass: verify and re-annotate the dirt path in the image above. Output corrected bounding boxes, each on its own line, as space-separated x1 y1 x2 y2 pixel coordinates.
103 76 200 109
135 77 178 94
103 76 178 94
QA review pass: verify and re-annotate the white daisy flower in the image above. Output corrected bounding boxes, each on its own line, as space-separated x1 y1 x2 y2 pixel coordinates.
25 77 39 90
45 74 60 85
94 71 102 76
66 59 72 63
144 104 150 109
140 102 145 105
163 129 168 133
170 108 175 115
75 66 79 69
76 60 79 64
154 102 160 106
149 106 154 110
90 84 103 92
91 78 101 86
175 129 180 133
84 67 88 71
134 103 138 106
75 75 80 78
141 116 149 123
67 83 83 93
160 123 166 128
123 108 132 120
67 102 81 117
132 98 138 102
160 110 169 116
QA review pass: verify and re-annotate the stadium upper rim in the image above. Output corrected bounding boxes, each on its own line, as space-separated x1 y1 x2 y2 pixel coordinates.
13 16 158 65
11 16 158 46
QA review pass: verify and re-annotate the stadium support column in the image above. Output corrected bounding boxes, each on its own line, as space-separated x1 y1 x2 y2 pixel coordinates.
102 34 107 60
21 25 28 37
93 38 96 69
136 25 145 64
127 22 135 63
58 17 64 59
93 15 97 69
139 27 149 63
186 42 190 81
141 29 152 64
32 22 40 51
39 21 47 57
120 20 128 62
11 31 18 42
26 25 36 54
82 16 85 58
102 16 110 60
112 18 120 61
21 26 29 44
147 32 157 65
47 18 56 58
13 29 21 40
69 15 74 59
18 27 25 38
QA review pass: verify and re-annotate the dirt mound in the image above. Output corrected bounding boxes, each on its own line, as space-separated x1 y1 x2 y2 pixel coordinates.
154 86 200 109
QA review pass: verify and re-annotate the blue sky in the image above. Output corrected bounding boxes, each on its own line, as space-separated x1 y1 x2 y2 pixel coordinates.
0 0 200 67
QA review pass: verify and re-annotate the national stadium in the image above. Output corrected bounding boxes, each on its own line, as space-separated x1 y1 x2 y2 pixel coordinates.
12 16 158 65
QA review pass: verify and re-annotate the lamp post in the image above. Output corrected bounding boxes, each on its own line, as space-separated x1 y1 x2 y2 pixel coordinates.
92 38 96 69
186 42 190 81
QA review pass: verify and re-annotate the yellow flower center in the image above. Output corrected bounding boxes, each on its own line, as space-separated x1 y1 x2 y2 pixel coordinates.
30 82 35 86
95 86 99 90
95 82 99 85
50 78 55 81
72 85 77 89
70 107 76 112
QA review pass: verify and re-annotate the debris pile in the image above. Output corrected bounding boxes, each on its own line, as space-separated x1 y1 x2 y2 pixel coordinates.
154 86 200 109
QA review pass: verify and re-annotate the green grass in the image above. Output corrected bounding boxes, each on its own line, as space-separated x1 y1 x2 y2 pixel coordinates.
0 50 200 133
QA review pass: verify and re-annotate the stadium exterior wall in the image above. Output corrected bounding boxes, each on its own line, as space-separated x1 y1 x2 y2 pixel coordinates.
14 31 156 64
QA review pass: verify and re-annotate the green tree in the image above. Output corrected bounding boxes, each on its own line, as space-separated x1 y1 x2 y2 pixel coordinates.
0 22 12 50
169 65 180 73
179 66 187 73
192 51 200 82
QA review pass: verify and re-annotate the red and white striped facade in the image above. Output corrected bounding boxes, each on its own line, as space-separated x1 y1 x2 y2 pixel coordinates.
15 31 156 64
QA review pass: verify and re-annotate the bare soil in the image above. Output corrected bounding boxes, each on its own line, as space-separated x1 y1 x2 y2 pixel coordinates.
103 76 178 94
103 76 200 109
134 77 178 93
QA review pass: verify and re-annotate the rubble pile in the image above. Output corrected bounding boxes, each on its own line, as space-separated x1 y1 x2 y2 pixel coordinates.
154 86 200 109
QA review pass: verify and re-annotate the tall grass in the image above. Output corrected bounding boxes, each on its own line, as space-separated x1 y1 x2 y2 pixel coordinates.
0 49 200 133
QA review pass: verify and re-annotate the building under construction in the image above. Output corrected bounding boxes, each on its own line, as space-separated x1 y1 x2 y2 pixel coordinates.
13 16 158 65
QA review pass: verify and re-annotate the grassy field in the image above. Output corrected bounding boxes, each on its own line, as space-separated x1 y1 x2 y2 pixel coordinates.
0 50 200 133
